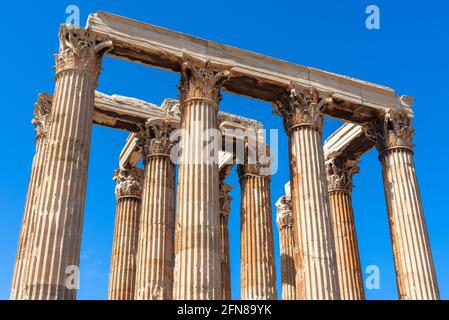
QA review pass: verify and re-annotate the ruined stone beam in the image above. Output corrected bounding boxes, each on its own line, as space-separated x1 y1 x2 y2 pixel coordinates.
86 11 414 123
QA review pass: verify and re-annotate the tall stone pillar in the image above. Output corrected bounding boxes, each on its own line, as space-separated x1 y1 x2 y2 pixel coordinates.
275 196 296 300
135 120 175 300
219 167 233 300
326 159 365 300
108 167 143 300
238 164 277 300
273 83 340 300
365 110 439 300
20 26 112 300
11 94 51 300
173 59 230 300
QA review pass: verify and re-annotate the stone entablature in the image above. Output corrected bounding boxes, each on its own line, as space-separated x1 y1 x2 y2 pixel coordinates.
86 11 414 123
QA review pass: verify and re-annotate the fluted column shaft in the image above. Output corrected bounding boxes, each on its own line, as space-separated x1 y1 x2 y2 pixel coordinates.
135 121 175 300
274 84 340 300
239 165 277 300
381 150 439 299
276 196 296 300
108 168 143 300
11 95 51 300
173 60 230 300
327 159 365 300
219 175 232 300
20 26 112 300
365 111 439 300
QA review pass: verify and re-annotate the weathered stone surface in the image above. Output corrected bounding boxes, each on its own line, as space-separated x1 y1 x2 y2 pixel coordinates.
13 13 437 302
326 159 365 300
10 95 51 300
173 58 230 300
135 120 176 300
108 167 143 300
274 84 340 300
366 111 439 300
219 166 233 300
86 11 413 124
275 195 296 300
18 25 112 300
238 164 277 300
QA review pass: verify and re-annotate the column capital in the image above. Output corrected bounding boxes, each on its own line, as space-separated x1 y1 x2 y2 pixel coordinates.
54 25 113 86
326 158 360 192
113 167 143 200
219 165 233 218
219 183 233 218
138 118 175 159
178 55 231 106
237 163 271 180
32 94 52 140
273 82 333 132
275 196 293 230
364 109 415 155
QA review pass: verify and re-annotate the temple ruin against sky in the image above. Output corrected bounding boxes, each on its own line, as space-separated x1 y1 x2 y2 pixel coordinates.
10 12 439 300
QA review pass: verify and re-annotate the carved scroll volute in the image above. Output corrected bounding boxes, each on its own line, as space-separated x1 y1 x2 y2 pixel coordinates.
275 196 293 230
54 25 113 86
138 119 175 160
273 82 333 133
364 109 415 155
178 56 232 106
113 167 144 200
326 159 360 192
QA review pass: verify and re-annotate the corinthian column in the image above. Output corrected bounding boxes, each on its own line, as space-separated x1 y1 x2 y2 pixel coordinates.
365 110 439 300
273 83 340 300
21 25 112 300
326 159 365 300
108 167 143 300
275 196 296 300
219 167 233 300
11 94 51 300
238 164 277 300
173 58 230 300
135 119 175 300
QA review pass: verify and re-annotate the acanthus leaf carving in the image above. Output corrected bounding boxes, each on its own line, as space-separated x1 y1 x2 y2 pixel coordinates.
178 57 231 105
113 167 143 200
326 158 360 192
237 163 263 178
273 82 333 133
54 25 113 86
275 196 293 230
137 118 175 159
363 109 414 154
33 94 52 140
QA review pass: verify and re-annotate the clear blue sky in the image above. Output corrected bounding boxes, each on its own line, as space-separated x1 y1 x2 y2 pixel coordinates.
1 0 448 300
